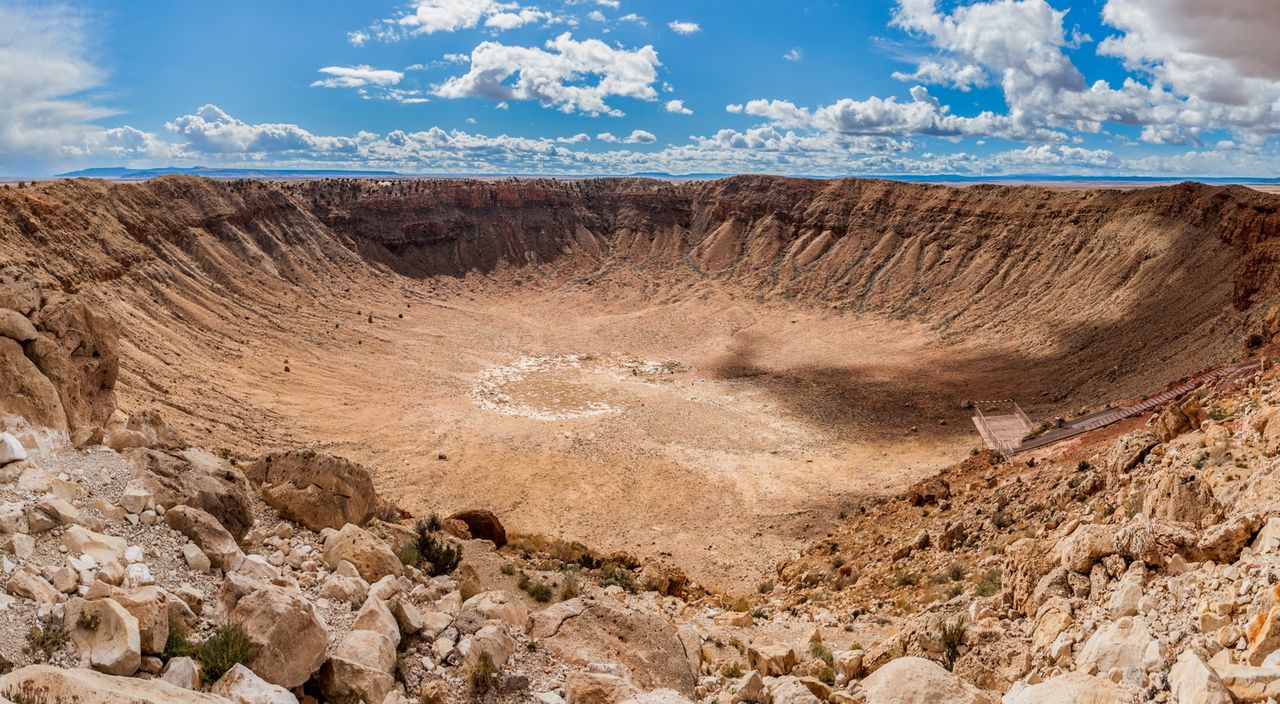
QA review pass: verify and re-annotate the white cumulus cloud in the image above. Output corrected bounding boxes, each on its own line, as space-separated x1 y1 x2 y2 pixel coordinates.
434 33 660 116
668 21 700 35
665 99 692 115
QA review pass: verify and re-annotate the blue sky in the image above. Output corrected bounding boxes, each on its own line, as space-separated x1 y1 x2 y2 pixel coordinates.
3 0 1280 177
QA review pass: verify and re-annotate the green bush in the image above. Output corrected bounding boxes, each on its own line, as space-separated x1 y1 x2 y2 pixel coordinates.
24 616 68 662
417 531 462 577
527 581 553 603
199 623 258 683
164 620 198 659
940 616 967 671
974 569 1002 597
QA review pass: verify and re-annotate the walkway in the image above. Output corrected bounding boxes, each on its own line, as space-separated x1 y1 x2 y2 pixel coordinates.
975 359 1265 457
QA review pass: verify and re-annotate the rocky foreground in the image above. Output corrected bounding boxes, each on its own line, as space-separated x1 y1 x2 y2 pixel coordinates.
3 259 1280 704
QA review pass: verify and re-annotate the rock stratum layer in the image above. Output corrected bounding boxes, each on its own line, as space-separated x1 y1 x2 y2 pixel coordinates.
3 176 1278 373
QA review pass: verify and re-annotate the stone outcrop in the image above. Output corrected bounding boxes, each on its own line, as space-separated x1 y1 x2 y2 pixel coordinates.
220 581 328 688
164 505 243 570
26 292 119 434
322 523 404 582
446 508 508 548
0 664 231 703
64 597 142 676
0 337 67 432
859 657 994 704
128 448 254 539
247 450 378 531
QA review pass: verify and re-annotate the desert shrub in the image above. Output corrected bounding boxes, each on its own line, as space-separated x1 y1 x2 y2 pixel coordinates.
1076 460 1091 472
417 531 462 577
164 620 198 659
199 623 258 683
596 563 637 592
465 651 496 695
816 665 836 686
892 571 919 587
757 579 775 594
722 662 744 678
945 562 967 582
559 575 581 601
75 611 100 632
940 616 968 671
527 581 553 603
810 641 834 667
422 513 442 533
500 562 516 576
974 569 1002 597
25 616 68 662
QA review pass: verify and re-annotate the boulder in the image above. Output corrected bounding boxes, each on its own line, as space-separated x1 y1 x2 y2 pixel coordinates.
1142 470 1224 528
1169 649 1232 704
472 621 517 667
747 641 798 677
1252 516 1280 554
541 595 697 693
1077 616 1155 673
223 583 328 688
1246 606 1280 665
446 509 507 548
906 476 950 506
767 677 822 704
62 525 127 563
1102 431 1159 475
1114 519 1197 566
0 337 67 432
0 267 40 315
128 448 254 539
1152 395 1204 441
0 664 231 703
1003 672 1132 704
566 671 639 704
1199 513 1266 563
65 597 142 676
0 309 36 342
108 409 187 452
1057 524 1116 573
27 292 119 432
321 523 403 582
0 432 25 464
1106 563 1144 618
246 450 378 531
109 585 176 655
462 590 528 629
211 663 299 704
8 568 59 603
160 656 201 690
164 505 243 570
1215 664 1280 702
859 656 994 704
317 618 398 704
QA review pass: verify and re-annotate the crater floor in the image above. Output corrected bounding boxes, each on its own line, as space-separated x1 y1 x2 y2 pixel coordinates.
122 271 1060 590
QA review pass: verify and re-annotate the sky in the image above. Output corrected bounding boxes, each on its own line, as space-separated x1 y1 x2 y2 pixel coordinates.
3 0 1280 177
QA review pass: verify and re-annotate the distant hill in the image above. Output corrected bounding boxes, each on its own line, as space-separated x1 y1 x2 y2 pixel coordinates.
49 166 1280 185
58 166 402 180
